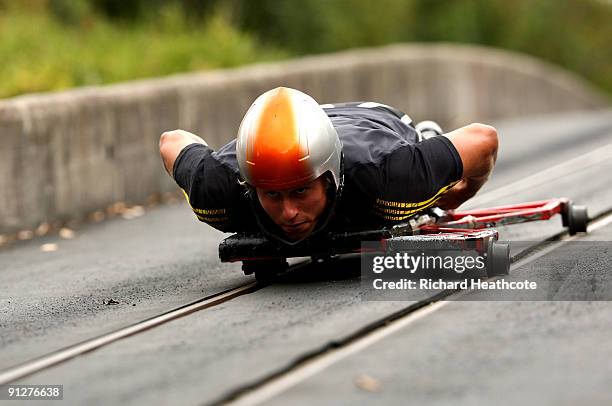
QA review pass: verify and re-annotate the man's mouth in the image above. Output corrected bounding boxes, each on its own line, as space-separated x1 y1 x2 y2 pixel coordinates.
281 221 309 234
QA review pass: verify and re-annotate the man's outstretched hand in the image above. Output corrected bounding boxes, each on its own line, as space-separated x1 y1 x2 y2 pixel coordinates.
436 178 480 210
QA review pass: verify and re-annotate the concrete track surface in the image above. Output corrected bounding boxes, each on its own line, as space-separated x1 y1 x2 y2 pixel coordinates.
1 109 611 405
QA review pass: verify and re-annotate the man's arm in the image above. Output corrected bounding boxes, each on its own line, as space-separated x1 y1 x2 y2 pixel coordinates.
159 129 208 177
436 123 498 209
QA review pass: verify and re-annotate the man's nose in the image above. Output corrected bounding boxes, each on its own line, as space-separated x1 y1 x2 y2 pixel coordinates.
280 198 299 222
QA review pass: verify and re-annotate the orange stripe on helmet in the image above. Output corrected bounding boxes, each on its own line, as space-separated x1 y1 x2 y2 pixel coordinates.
246 88 310 189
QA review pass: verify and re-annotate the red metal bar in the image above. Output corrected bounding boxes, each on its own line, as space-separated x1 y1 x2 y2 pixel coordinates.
447 198 567 219
440 198 566 228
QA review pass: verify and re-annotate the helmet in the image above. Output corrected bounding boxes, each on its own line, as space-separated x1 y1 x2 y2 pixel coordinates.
236 87 342 191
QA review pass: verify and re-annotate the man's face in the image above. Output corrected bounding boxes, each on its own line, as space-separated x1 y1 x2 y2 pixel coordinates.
255 177 328 241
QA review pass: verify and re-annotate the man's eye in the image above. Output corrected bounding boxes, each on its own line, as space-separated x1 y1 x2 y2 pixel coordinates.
295 188 308 194
265 191 279 198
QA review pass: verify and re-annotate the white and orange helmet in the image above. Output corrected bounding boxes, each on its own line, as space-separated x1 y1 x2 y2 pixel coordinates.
236 87 343 192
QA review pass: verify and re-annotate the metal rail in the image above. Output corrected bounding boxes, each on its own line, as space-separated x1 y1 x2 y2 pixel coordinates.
0 282 259 384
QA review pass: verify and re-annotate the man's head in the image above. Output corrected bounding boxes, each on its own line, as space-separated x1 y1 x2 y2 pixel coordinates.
236 87 343 242
255 176 329 241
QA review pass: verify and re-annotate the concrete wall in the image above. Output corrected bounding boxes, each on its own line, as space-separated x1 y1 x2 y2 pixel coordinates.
0 43 609 234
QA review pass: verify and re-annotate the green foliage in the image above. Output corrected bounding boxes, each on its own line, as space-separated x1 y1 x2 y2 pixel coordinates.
0 2 285 98
234 0 612 94
0 0 610 98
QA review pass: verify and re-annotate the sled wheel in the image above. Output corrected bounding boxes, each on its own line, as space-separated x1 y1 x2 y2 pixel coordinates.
567 204 588 235
561 200 572 227
486 242 510 277
242 258 288 283
254 269 278 283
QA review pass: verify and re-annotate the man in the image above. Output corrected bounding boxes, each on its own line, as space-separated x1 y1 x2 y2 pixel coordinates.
159 87 497 244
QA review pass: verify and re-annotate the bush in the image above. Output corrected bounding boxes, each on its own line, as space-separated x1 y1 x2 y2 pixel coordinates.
0 0 610 97
233 0 612 94
0 3 285 98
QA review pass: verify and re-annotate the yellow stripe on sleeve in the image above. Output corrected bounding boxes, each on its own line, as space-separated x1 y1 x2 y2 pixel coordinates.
374 181 458 213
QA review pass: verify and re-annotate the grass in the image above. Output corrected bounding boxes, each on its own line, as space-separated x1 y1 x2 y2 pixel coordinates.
0 7 286 98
